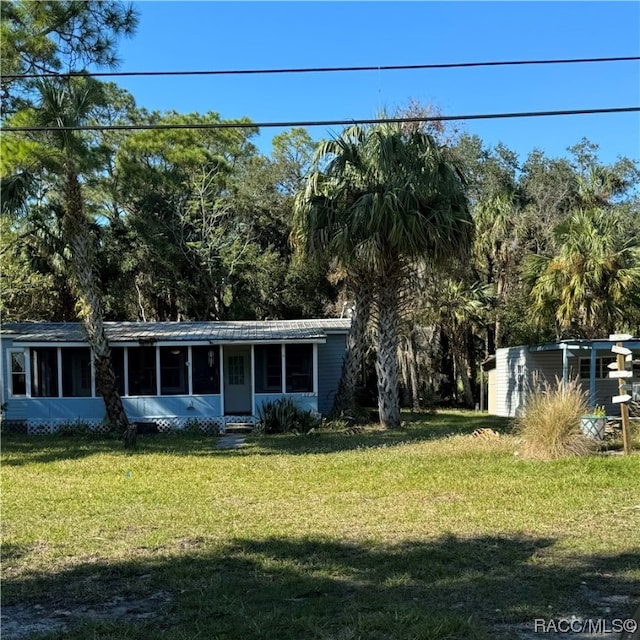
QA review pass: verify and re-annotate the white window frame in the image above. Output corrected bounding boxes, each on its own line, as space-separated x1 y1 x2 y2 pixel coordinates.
7 348 30 397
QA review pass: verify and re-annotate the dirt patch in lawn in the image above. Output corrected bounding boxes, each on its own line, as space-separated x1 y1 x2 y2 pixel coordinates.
0 591 171 639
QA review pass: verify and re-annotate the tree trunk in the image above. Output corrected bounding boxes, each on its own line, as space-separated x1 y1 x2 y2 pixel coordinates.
330 276 373 417
406 334 421 411
399 341 412 407
374 277 401 429
64 167 134 446
449 329 474 408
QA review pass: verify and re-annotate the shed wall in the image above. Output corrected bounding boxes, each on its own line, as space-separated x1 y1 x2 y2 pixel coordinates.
487 369 497 414
495 346 528 417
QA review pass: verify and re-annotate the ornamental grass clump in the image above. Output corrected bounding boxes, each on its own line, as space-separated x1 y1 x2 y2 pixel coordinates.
516 377 598 460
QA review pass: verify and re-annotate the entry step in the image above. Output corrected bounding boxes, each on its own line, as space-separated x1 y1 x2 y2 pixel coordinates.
224 423 254 434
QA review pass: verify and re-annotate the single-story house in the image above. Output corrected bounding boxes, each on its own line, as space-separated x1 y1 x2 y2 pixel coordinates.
0 319 351 434
484 338 640 417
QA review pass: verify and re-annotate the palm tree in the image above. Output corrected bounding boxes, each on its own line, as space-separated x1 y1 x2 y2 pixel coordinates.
293 122 473 428
474 191 523 349
2 77 133 444
525 208 640 338
421 275 491 407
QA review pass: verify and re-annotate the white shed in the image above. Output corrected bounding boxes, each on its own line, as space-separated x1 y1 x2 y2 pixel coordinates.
489 339 640 418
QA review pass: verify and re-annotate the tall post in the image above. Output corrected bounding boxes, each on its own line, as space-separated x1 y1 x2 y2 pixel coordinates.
589 346 597 408
609 334 634 456
616 343 632 456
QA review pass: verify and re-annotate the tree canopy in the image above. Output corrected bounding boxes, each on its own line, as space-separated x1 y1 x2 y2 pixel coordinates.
2 3 639 418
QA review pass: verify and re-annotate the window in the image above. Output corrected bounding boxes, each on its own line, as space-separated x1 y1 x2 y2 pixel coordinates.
62 348 92 397
255 345 282 393
160 347 188 395
286 344 313 393
9 351 26 395
128 347 157 395
579 356 618 379
192 346 220 394
579 358 591 380
111 348 125 396
31 348 59 397
228 356 244 385
601 357 615 377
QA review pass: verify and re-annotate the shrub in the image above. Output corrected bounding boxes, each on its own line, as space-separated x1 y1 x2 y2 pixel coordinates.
57 421 92 437
256 397 321 434
516 377 599 460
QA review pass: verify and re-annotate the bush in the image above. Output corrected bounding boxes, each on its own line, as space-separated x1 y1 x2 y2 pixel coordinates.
256 397 321 434
57 421 93 437
516 377 599 460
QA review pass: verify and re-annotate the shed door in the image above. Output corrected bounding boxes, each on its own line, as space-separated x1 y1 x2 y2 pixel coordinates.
223 346 252 414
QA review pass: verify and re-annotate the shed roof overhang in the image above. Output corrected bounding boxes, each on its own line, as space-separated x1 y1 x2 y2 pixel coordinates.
527 338 640 353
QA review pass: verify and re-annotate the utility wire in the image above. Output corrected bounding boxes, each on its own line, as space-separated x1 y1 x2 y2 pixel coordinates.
2 107 638 133
5 56 640 80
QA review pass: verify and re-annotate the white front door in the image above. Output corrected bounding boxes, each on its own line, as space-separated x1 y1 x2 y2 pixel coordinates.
223 346 252 414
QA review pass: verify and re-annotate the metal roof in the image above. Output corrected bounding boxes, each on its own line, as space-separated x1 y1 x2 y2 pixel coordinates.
527 338 640 353
0 319 351 344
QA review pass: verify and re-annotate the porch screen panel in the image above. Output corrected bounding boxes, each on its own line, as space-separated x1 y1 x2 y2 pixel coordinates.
255 345 282 393
192 346 220 394
30 347 59 397
160 347 188 395
62 348 92 397
285 344 313 393
128 347 157 396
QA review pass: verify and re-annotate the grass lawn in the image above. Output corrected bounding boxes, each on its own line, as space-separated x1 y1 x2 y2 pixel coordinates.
2 410 639 639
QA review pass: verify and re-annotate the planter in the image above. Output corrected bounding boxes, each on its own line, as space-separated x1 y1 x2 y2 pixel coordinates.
580 416 606 441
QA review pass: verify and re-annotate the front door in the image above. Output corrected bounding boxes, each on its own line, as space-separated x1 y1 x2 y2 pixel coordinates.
223 346 252 414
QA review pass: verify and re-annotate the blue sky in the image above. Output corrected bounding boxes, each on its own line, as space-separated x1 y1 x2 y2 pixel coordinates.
113 1 640 165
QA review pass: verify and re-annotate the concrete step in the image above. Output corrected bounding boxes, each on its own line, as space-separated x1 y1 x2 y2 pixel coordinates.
225 423 254 434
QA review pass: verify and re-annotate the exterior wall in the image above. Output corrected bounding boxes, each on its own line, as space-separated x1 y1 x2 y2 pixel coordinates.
122 395 223 430
317 333 347 416
487 369 497 414
593 380 621 415
254 393 318 416
494 346 529 417
0 334 14 408
528 351 564 387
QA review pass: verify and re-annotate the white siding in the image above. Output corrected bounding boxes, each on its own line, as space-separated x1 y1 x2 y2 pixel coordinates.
495 346 529 417
487 369 497 414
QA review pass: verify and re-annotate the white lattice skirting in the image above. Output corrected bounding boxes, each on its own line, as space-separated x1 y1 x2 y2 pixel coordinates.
2 415 256 435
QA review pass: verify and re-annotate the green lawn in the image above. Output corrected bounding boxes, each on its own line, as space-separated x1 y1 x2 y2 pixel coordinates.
2 411 639 639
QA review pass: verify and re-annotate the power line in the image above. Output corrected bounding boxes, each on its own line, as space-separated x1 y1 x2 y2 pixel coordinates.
2 107 638 133
5 56 640 80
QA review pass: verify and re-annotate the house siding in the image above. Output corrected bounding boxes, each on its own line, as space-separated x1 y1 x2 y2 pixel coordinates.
317 333 347 416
